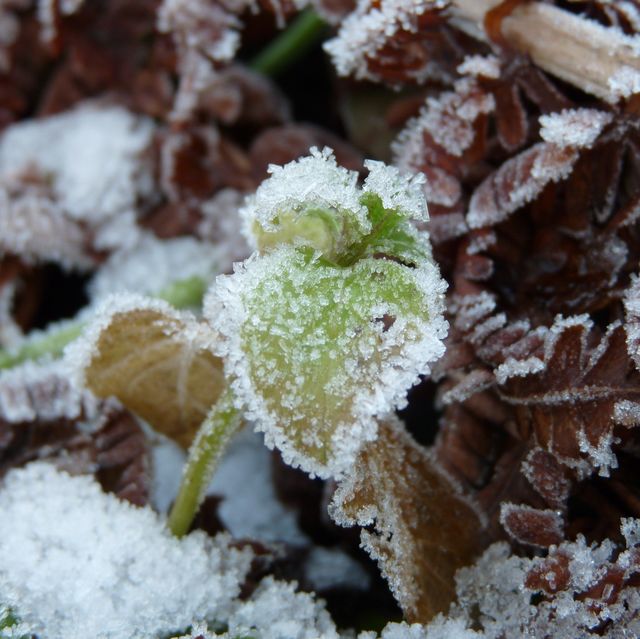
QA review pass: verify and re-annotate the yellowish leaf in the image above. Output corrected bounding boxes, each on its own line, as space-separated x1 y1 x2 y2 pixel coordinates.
73 295 224 447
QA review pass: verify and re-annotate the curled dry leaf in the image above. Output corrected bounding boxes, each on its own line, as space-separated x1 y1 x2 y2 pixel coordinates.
70 294 225 448
329 416 483 623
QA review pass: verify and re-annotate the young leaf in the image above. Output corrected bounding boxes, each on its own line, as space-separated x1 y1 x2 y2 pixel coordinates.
68 294 224 448
330 416 484 622
207 246 447 478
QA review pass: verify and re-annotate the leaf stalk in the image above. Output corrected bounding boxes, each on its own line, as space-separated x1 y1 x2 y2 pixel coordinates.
168 388 241 537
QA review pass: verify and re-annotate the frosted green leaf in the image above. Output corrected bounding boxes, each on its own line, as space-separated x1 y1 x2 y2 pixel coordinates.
206 246 447 478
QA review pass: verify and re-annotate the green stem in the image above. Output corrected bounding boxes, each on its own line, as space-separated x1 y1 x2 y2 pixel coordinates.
0 275 207 370
250 9 328 77
168 389 241 537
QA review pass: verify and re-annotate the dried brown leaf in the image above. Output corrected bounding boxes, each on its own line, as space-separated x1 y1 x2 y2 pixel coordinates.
330 416 483 622
467 142 579 230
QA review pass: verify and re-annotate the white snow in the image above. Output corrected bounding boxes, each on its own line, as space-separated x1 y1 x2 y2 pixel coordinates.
0 463 254 639
0 103 155 251
88 233 222 301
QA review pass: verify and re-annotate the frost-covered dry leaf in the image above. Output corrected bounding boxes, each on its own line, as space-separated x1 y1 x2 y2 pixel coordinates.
498 316 640 477
0 358 94 424
467 142 579 229
624 274 640 372
397 78 495 161
0 183 92 269
0 360 149 505
324 0 473 85
330 417 483 622
69 294 224 448
208 248 447 478
444 519 640 638
0 463 253 639
157 0 249 121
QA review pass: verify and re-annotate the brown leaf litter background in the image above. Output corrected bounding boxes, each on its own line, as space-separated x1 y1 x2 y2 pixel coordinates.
2 0 640 632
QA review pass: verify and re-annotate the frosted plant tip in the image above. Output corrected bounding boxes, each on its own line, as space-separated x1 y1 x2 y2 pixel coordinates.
242 147 431 266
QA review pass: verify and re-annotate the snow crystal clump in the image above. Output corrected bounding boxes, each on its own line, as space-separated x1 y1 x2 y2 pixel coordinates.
241 146 368 246
0 463 253 639
227 577 339 639
88 233 222 301
457 55 501 79
358 619 482 639
0 103 155 250
539 109 613 149
173 578 340 639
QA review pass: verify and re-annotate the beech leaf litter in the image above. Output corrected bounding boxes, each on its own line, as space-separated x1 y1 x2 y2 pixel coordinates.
2 0 640 637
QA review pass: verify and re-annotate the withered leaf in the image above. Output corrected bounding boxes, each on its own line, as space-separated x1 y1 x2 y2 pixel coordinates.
467 141 579 230
75 295 225 448
329 416 483 623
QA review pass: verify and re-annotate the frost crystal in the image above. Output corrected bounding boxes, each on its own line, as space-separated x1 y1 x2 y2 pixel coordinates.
608 65 640 101
0 463 253 639
0 103 155 251
456 55 501 80
539 109 613 149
